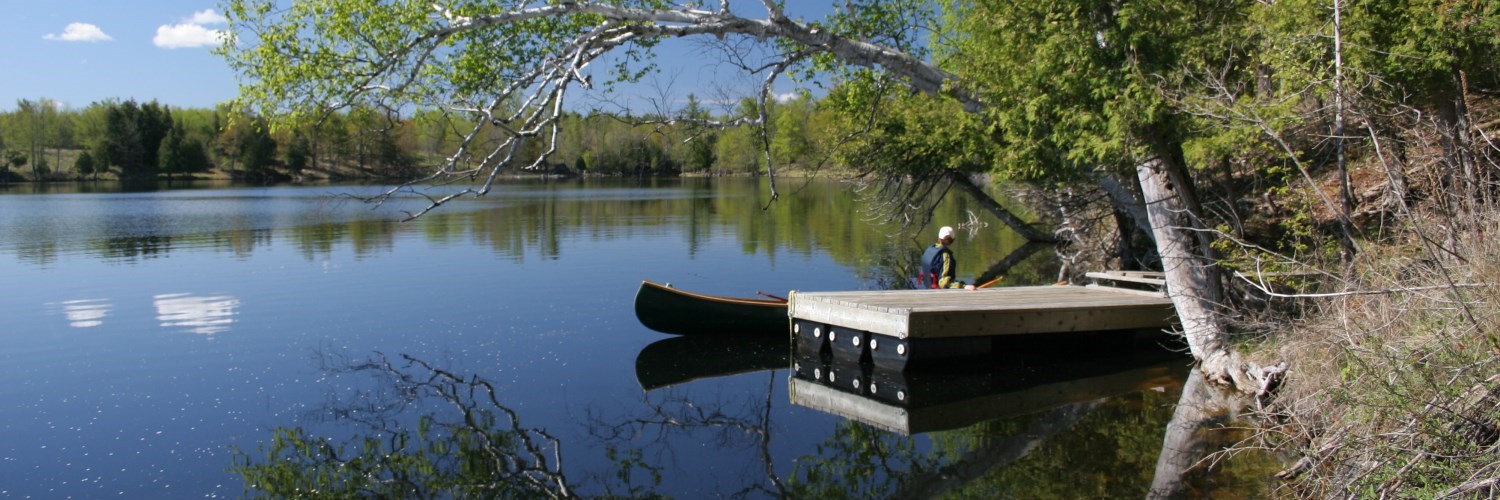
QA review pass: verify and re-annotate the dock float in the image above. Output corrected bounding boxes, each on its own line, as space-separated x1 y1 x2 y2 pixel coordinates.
788 285 1176 369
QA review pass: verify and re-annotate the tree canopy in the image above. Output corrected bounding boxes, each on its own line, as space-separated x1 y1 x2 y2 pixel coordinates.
218 1 969 214
216 0 1500 395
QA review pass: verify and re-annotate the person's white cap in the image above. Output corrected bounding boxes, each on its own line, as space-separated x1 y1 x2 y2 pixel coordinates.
938 226 954 240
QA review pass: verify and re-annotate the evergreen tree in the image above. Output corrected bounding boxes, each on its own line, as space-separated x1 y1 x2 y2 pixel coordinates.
679 94 717 172
240 119 278 181
158 121 185 180
89 144 109 181
73 150 95 180
179 138 210 174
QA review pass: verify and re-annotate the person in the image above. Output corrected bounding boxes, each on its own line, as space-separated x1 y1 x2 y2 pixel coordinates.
923 226 976 290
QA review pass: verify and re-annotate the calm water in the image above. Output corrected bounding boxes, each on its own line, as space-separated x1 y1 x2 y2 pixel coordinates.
0 178 1265 498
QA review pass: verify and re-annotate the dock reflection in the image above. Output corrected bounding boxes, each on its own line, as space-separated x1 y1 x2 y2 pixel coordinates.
790 333 1190 435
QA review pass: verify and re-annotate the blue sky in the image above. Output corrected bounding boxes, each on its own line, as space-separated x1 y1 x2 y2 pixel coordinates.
1 1 238 111
0 1 830 114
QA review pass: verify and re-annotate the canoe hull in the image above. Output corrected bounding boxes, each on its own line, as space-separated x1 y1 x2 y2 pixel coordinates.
633 280 788 336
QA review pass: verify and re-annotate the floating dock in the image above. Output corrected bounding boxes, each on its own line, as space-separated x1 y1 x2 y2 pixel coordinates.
789 285 1176 369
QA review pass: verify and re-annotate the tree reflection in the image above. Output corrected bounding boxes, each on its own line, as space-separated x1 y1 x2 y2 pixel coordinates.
6 179 1042 279
234 349 1275 498
617 343 1198 498
589 373 787 498
96 235 174 262
1147 371 1282 499
231 352 659 499
864 237 1054 290
786 419 944 498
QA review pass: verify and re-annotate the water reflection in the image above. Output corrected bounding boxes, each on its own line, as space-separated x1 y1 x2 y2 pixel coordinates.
243 342 1276 498
789 330 1188 435
789 338 1187 436
7 179 1263 496
0 180 1045 288
634 335 788 390
49 298 113 328
1146 370 1282 498
595 372 790 497
865 237 1056 291
233 352 650 498
617 334 1246 498
153 293 239 335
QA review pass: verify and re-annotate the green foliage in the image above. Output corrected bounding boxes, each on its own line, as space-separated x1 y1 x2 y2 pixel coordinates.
6 98 68 180
231 352 670 499
804 0 937 81
603 446 665 498
232 116 275 172
1334 0 1500 103
942 0 1251 180
714 126 761 174
284 134 311 173
157 122 185 178
6 149 27 171
101 99 173 179
674 95 717 173
786 421 933 498
178 138 211 174
771 92 814 165
220 0 426 125
31 157 49 178
219 0 668 129
822 79 992 179
72 150 95 178
233 418 549 498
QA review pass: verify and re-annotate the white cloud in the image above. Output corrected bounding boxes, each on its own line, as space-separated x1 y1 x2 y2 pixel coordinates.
154 23 225 49
43 22 113 42
153 10 228 49
186 9 228 25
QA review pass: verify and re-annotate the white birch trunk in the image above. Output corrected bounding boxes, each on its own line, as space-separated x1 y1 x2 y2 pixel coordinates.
1136 158 1282 394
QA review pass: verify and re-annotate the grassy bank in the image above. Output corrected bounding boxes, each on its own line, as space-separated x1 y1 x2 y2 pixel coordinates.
1246 211 1499 496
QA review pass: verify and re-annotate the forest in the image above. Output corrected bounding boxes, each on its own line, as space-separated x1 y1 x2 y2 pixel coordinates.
0 91 833 183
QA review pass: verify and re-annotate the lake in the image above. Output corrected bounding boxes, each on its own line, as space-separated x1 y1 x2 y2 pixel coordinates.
0 178 1269 497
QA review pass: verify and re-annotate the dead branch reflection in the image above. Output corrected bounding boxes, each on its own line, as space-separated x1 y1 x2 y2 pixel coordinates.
589 372 789 498
232 352 605 499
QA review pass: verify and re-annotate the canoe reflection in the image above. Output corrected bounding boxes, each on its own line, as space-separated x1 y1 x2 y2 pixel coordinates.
634 334 788 391
790 335 1189 435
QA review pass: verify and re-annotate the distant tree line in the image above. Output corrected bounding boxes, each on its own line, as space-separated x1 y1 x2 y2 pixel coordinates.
398 91 829 177
0 91 830 183
0 99 248 182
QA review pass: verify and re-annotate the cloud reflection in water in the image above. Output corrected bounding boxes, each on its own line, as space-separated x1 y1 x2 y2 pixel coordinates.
154 293 240 335
51 298 113 328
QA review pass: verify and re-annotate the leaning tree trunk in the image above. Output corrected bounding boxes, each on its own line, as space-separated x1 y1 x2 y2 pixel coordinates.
949 173 1057 243
1136 156 1283 395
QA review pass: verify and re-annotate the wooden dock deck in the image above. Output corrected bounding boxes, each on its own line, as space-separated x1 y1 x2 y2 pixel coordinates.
790 285 1174 339
788 285 1177 368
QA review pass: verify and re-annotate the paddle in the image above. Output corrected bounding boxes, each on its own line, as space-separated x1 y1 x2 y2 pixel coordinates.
757 291 789 302
976 276 1005 289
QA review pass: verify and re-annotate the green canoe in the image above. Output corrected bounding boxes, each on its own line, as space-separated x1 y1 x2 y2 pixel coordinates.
633 280 789 336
